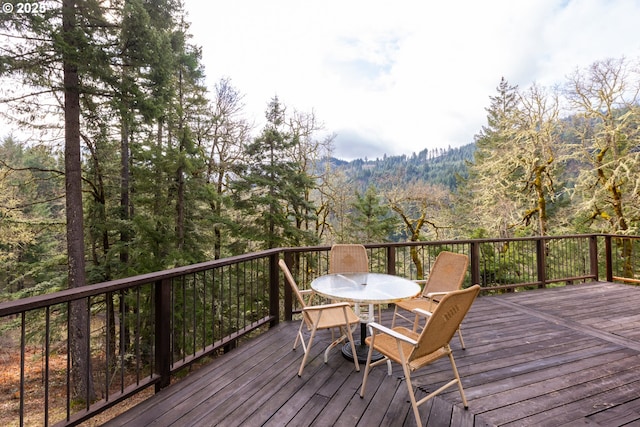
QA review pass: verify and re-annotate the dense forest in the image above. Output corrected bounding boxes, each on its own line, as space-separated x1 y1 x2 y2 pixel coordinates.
1 1 639 304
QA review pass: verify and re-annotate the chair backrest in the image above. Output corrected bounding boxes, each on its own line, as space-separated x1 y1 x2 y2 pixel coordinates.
410 285 480 361
422 251 469 297
279 259 307 309
329 244 369 274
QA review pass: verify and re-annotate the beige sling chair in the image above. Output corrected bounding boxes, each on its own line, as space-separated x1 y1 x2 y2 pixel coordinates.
392 251 469 348
360 285 480 426
328 243 384 321
279 259 360 377
329 243 369 274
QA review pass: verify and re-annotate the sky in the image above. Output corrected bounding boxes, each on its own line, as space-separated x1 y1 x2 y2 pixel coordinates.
183 0 640 160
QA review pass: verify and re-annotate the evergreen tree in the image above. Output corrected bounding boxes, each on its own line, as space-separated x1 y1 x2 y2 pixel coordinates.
230 97 317 250
462 77 522 238
0 0 124 401
350 185 398 243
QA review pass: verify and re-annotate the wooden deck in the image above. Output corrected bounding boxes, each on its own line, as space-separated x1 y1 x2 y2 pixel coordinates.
102 281 640 426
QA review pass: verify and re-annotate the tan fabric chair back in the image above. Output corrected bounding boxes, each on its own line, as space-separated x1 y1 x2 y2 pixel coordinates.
279 259 307 309
410 285 480 361
329 244 369 274
422 251 469 297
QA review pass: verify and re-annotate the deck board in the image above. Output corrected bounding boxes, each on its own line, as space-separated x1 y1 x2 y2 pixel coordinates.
102 281 640 426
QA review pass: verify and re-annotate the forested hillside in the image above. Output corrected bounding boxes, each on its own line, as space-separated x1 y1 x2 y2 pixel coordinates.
331 144 475 192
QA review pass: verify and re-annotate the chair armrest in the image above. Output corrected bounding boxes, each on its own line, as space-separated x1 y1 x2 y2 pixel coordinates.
368 322 418 346
299 289 317 305
425 291 450 299
302 301 352 312
412 308 432 318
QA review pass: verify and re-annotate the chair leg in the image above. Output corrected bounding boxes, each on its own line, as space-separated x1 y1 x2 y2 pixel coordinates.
448 351 469 408
391 305 398 328
411 312 421 333
293 321 305 351
402 362 422 427
359 335 376 398
344 325 360 372
298 327 318 377
457 326 466 349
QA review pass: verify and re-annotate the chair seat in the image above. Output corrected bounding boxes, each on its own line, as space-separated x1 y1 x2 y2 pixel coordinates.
365 327 447 368
305 304 360 330
394 298 437 314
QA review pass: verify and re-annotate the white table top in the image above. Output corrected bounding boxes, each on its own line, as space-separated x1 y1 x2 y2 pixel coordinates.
310 272 421 305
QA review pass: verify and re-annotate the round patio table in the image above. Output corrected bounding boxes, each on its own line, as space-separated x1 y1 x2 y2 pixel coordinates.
310 272 420 363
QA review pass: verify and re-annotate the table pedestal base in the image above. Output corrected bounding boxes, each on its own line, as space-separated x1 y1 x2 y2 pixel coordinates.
341 341 384 364
342 318 384 364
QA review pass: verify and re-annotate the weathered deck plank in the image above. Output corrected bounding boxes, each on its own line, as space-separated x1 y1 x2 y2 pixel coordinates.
103 281 640 426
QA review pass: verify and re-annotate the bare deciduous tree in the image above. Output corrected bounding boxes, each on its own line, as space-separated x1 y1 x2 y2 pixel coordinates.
565 57 640 275
386 183 452 279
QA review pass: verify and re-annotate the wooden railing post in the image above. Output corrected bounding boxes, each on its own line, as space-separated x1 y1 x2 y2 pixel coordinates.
536 238 547 288
589 235 599 281
386 246 396 275
269 252 280 327
283 251 294 321
155 278 171 392
470 241 481 287
605 235 614 282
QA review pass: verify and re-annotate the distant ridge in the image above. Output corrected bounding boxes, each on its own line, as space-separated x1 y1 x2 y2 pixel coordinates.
322 143 475 192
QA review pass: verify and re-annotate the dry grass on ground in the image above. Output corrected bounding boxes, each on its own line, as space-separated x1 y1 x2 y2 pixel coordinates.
0 323 153 426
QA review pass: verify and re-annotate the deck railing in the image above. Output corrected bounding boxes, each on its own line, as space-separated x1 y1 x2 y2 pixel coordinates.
0 234 638 426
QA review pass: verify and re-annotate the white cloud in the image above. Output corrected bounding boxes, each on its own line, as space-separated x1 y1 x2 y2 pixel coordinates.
176 1 640 159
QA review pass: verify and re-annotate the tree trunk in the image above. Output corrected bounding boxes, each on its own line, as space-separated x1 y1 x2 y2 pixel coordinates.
63 0 95 402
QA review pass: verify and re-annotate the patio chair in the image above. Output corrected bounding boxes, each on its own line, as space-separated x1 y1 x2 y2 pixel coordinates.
329 243 380 319
360 285 481 427
329 244 369 273
279 259 360 377
391 251 469 348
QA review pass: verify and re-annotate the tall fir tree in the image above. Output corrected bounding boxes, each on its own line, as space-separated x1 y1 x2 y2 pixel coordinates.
350 185 398 243
230 97 317 250
462 77 522 238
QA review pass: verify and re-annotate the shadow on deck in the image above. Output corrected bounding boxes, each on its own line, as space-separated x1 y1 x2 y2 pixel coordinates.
103 282 640 426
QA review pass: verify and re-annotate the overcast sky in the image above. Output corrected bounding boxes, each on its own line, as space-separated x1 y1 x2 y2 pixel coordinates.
186 0 640 160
